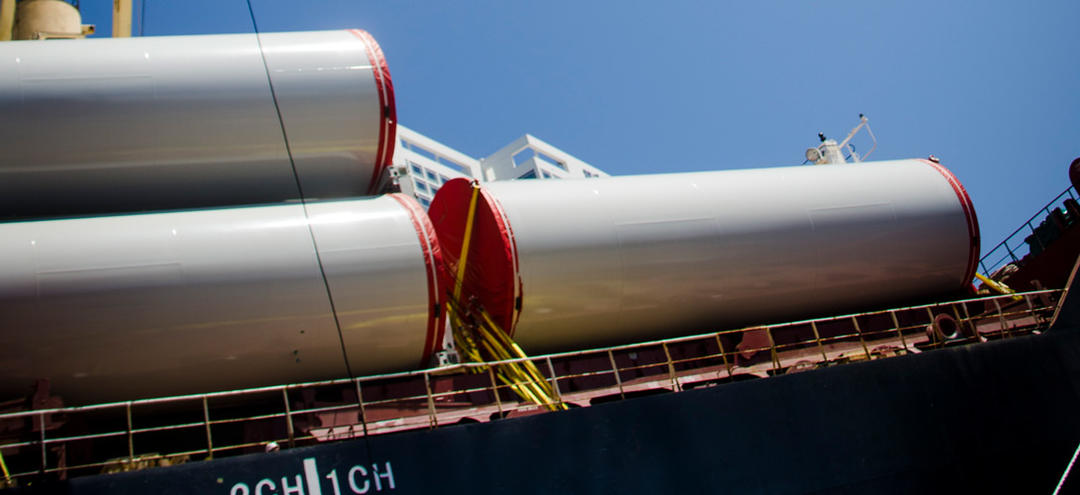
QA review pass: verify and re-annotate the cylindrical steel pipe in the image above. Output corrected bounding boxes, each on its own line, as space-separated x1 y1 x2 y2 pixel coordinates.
429 159 979 354
0 195 443 404
0 29 396 219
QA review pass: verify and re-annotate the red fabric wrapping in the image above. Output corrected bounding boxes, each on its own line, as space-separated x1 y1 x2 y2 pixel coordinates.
428 179 521 335
349 29 397 195
921 159 981 290
389 193 448 367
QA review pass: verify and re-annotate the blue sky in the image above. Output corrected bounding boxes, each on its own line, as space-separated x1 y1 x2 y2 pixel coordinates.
75 1 1080 260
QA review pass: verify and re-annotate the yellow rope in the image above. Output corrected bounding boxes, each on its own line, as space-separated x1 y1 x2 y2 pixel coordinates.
975 273 1023 301
0 446 11 486
445 297 566 411
442 181 565 411
452 182 480 303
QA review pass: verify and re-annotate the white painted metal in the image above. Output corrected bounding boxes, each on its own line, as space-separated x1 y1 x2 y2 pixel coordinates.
469 159 975 354
808 115 877 164
0 29 390 219
0 196 434 404
818 139 848 164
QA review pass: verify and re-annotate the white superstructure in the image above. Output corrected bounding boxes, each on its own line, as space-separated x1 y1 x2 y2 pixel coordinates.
392 125 609 208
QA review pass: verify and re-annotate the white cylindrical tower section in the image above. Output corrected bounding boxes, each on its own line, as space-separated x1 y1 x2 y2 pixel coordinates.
0 195 443 404
429 159 979 354
0 29 395 219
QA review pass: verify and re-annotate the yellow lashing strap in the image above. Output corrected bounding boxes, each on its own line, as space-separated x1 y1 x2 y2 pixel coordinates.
975 273 1023 302
445 297 566 412
474 321 549 405
452 182 481 303
0 446 10 486
444 181 565 411
448 182 485 371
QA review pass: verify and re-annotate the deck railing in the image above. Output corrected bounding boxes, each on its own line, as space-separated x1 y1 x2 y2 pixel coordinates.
0 289 1063 486
979 185 1077 276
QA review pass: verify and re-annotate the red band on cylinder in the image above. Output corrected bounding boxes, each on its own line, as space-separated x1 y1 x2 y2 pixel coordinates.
389 193 447 367
920 159 980 290
428 179 522 336
349 29 397 195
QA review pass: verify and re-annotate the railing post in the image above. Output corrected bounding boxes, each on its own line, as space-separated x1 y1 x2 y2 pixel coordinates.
38 412 46 475
607 350 625 400
1033 282 1054 315
125 402 134 461
992 298 1012 337
545 356 563 407
487 367 503 418
950 302 967 339
423 372 438 429
851 316 872 360
951 304 968 339
889 310 909 352
764 327 781 372
809 321 829 364
354 379 369 438
714 333 733 378
662 343 680 392
925 307 938 346
202 396 213 458
282 389 295 449
960 301 974 324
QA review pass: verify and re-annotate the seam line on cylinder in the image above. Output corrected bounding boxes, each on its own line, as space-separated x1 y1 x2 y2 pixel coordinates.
246 2 354 378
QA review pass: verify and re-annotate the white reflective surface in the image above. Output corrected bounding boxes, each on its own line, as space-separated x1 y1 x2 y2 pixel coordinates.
0 30 387 219
480 160 975 353
0 196 432 404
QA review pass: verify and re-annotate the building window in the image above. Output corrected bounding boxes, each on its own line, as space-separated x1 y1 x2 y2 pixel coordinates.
418 197 430 207
517 169 537 180
426 169 437 181
512 146 568 171
535 151 568 171
411 163 423 176
438 156 468 174
406 141 437 161
415 181 429 193
512 147 536 167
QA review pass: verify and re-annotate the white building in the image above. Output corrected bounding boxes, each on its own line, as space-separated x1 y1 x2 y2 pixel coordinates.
478 134 608 181
392 125 608 208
